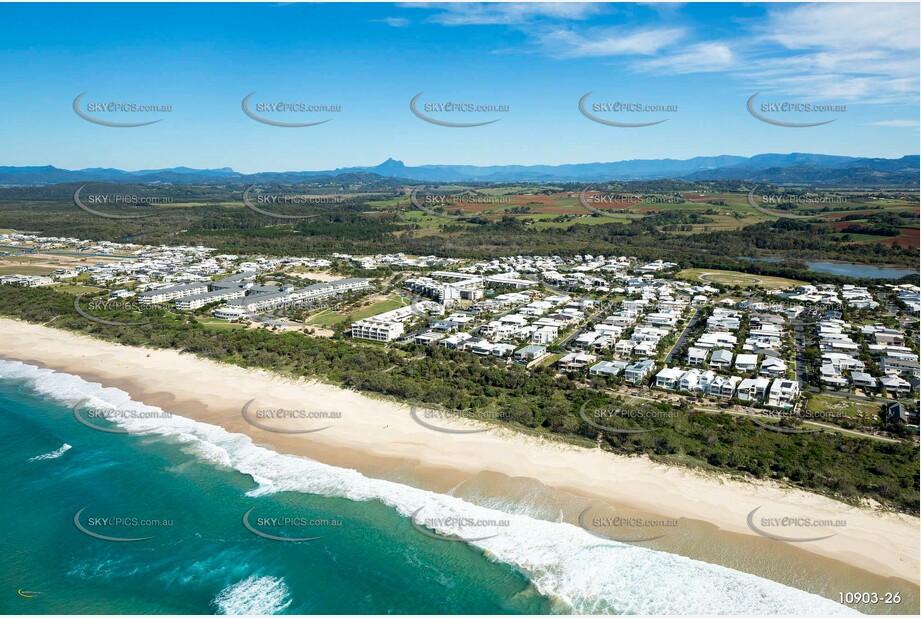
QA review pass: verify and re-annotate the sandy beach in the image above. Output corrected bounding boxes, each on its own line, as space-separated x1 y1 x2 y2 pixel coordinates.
1 317 918 601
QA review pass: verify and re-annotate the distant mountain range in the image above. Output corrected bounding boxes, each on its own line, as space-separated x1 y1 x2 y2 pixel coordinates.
1 153 917 186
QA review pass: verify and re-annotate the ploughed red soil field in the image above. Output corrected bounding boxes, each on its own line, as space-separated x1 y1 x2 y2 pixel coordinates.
820 210 880 220
529 206 579 214
827 220 920 248
882 228 920 248
506 195 565 206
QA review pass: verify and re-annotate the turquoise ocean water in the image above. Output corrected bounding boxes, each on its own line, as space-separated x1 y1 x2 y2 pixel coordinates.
0 360 856 615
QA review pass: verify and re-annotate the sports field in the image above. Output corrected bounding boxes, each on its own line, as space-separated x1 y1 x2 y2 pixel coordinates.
676 268 805 289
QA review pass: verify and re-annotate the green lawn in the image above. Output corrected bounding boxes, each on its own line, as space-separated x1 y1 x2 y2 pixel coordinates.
676 268 806 289
807 394 883 419
536 353 565 368
195 317 248 330
308 296 404 328
0 265 57 275
54 284 103 295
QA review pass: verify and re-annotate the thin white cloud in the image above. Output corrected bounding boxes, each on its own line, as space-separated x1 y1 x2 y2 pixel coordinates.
402 2 603 26
868 120 920 128
374 17 409 28
397 2 918 105
537 26 686 58
738 3 920 103
762 3 919 52
636 42 734 73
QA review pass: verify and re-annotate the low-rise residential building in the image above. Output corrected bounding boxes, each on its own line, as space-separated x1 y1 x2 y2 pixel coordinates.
880 353 920 378
687 347 708 365
139 282 209 304
767 379 800 410
655 367 685 390
709 375 741 398
624 359 656 385
176 288 246 310
696 332 737 350
737 377 771 402
709 349 734 370
881 374 912 397
531 326 558 345
734 353 759 372
414 331 445 345
678 369 702 392
513 345 547 363
759 357 787 377
590 360 628 377
851 372 878 390
558 352 596 372
351 318 404 342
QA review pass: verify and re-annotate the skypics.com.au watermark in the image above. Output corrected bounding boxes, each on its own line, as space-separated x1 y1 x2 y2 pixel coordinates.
579 92 675 127
746 506 846 542
746 187 822 220
578 402 678 434
74 507 173 542
759 194 848 206
747 92 845 128
74 295 151 326
409 187 510 219
578 505 680 543
242 185 330 219
73 93 171 127
242 507 342 542
409 406 509 434
410 92 508 127
422 194 511 206
73 400 173 434
746 407 849 435
410 506 510 542
242 92 340 127
253 194 342 205
73 186 157 220
241 400 341 434
584 195 682 206
579 187 682 216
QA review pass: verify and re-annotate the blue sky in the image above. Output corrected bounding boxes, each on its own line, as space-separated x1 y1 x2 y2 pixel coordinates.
0 2 918 172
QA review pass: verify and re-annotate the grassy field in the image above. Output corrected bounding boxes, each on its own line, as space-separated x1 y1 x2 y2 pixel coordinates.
805 394 885 431
807 394 883 419
0 264 57 275
53 284 103 295
676 268 806 289
307 296 403 328
195 317 248 330
535 353 565 368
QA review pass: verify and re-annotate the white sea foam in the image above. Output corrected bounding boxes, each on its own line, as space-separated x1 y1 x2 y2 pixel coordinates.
28 442 71 462
212 575 291 615
0 359 860 615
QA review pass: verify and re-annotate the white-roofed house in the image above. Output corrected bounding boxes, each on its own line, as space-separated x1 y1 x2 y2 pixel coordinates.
687 347 708 366
655 367 685 390
678 369 703 392
734 353 759 372
737 377 771 402
759 357 787 377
